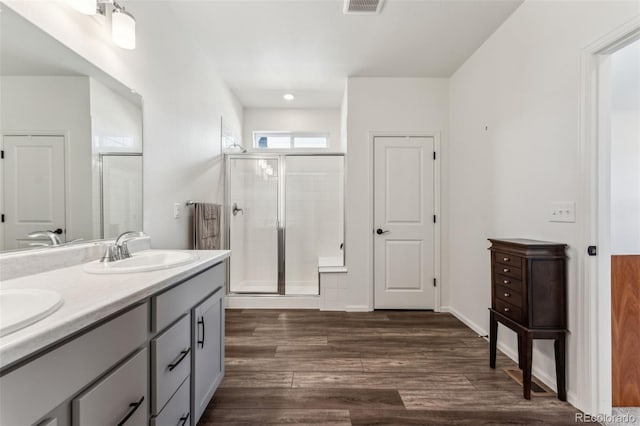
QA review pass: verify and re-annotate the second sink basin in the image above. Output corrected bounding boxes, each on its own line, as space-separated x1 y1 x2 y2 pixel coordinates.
0 289 64 337
83 250 198 274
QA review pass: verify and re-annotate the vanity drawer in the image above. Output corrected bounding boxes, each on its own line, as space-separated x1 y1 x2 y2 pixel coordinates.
495 264 522 279
151 314 191 415
494 252 521 268
151 376 190 426
495 298 522 323
495 284 522 308
72 348 148 426
152 262 225 333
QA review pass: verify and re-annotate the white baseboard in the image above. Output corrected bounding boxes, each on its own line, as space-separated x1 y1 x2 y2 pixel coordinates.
442 305 565 395
345 304 371 312
226 296 319 309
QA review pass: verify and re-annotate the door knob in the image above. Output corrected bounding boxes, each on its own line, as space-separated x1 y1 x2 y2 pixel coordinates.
376 228 389 235
49 228 63 235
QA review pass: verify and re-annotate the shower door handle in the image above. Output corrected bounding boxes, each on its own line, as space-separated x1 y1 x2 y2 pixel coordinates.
232 203 244 216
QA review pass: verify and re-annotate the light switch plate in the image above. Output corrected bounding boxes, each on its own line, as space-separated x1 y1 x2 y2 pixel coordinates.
549 201 576 223
173 203 182 219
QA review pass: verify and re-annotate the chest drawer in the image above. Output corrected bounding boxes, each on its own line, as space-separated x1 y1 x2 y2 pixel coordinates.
495 284 522 308
494 272 523 291
72 348 148 426
495 298 522 323
495 264 522 279
495 252 521 268
151 314 191 415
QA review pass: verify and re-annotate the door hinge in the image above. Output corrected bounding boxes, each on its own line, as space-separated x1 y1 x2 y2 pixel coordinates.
587 245 597 256
1 214 4 223
1 150 4 159
433 215 436 223
433 278 437 287
433 151 436 160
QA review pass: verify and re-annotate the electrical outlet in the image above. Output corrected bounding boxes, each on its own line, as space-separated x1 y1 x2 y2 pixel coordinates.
173 203 182 219
549 201 576 223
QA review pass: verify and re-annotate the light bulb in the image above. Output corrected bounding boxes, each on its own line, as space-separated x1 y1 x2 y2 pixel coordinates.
283 93 295 101
112 8 136 50
67 0 96 15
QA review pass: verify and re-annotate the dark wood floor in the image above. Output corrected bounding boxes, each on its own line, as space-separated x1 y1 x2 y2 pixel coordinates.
200 310 591 425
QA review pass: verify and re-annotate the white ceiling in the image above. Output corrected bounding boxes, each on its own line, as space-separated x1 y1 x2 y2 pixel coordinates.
163 0 523 108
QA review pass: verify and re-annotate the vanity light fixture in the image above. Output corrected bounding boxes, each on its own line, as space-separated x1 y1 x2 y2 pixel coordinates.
283 93 295 101
67 0 97 15
66 0 137 50
111 3 136 50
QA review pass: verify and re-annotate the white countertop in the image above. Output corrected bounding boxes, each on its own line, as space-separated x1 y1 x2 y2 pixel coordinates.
0 249 230 371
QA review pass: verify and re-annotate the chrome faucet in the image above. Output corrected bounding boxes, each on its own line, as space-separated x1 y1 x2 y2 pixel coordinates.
27 230 62 246
100 231 148 263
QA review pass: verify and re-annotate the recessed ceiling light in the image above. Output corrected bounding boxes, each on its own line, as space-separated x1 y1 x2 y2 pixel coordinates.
283 93 295 101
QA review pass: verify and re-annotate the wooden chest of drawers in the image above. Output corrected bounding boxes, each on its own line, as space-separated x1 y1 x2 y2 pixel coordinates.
490 239 567 329
488 238 567 401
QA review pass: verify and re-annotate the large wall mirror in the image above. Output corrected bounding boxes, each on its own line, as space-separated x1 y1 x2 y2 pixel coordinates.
0 6 143 251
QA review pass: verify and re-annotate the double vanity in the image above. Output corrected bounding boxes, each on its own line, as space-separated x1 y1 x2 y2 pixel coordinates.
0 243 230 426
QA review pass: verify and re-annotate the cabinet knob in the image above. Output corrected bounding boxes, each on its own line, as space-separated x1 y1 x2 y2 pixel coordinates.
504 307 511 312
503 268 510 273
504 292 510 297
503 257 510 262
503 279 510 284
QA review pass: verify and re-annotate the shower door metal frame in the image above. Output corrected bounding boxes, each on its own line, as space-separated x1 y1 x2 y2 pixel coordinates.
225 153 346 296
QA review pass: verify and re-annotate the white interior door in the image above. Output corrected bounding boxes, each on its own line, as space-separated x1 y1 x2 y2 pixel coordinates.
3 135 66 249
374 136 435 309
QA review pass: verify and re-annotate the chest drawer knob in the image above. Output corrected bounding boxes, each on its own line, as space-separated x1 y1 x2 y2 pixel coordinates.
503 307 511 313
503 279 510 284
504 292 510 297
503 257 510 262
503 268 510 273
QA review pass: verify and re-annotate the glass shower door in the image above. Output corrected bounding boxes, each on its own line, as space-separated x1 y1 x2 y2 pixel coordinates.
228 157 280 293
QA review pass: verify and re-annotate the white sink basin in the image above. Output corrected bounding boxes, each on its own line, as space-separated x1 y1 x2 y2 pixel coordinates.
0 289 64 337
83 250 198 274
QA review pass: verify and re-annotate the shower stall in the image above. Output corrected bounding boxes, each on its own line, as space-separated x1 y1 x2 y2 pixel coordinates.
225 154 344 296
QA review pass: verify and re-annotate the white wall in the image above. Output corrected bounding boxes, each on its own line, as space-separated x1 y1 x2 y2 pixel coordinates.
5 1 243 249
1 76 93 241
243 108 343 151
448 0 639 408
610 40 640 255
345 77 449 311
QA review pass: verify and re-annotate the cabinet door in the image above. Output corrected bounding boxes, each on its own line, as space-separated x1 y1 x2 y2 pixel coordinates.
191 288 224 424
72 348 148 426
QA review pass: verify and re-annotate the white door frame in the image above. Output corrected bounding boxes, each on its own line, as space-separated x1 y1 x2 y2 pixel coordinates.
578 17 640 416
369 131 441 311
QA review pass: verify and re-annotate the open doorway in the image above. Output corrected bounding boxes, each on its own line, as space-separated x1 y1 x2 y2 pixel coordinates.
581 22 640 419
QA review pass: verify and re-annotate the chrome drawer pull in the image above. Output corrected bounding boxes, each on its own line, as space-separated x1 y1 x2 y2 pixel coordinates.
168 348 191 371
504 292 510 297
503 279 510 284
503 257 510 262
503 268 510 273
504 307 511 313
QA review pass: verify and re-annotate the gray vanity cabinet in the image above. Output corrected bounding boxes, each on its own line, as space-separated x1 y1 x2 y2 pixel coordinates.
192 287 225 424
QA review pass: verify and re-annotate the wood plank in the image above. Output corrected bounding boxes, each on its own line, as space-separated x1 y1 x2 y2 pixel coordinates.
292 372 473 390
612 255 640 406
225 345 277 358
226 358 363 372
213 388 405 409
349 409 596 425
220 372 293 388
199 408 351 425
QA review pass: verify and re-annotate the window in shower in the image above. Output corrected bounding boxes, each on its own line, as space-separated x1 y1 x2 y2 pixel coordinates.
253 132 329 149
226 154 344 295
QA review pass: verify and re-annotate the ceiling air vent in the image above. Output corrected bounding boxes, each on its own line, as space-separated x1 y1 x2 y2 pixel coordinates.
343 0 384 14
